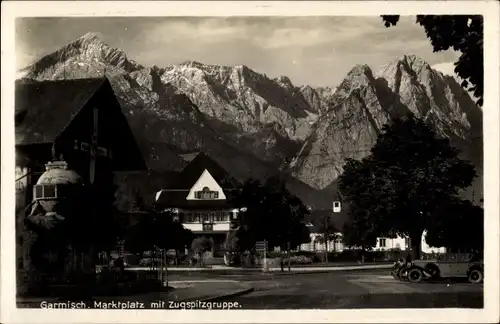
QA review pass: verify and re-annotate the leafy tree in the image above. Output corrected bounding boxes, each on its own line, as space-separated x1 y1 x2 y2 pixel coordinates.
425 197 484 251
191 236 214 266
338 113 477 259
310 211 339 262
123 203 194 261
381 15 483 106
131 189 146 212
225 226 253 254
230 176 310 252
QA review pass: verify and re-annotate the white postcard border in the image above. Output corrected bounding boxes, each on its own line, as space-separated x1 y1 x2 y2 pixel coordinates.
1 1 499 323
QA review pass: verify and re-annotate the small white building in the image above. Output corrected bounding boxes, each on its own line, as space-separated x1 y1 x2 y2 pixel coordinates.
373 231 446 253
299 223 446 254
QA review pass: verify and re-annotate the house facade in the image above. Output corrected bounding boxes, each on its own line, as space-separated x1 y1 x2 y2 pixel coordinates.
297 190 448 255
299 226 447 254
15 77 146 281
155 152 243 258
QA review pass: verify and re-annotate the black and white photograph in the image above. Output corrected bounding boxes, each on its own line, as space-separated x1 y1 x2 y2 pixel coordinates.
1 1 499 323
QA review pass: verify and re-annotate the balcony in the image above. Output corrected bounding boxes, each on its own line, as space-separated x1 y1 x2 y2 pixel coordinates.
183 222 230 233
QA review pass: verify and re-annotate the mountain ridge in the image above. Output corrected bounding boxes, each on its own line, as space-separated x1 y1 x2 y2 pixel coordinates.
17 33 483 210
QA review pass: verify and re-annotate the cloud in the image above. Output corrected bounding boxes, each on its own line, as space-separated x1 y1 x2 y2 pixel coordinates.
432 62 457 77
16 16 462 87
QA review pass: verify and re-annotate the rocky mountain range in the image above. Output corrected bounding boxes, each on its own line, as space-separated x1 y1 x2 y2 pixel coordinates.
17 32 483 210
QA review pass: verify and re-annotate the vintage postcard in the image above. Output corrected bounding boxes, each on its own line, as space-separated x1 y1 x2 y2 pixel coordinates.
1 1 499 323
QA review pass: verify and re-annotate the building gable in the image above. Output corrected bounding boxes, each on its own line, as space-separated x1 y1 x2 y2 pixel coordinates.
15 77 147 172
186 169 227 200
15 78 105 145
169 152 240 190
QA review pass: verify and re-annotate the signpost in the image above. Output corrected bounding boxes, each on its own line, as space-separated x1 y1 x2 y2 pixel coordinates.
256 240 268 271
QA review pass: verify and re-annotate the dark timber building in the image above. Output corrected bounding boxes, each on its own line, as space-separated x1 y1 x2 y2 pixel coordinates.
15 77 147 273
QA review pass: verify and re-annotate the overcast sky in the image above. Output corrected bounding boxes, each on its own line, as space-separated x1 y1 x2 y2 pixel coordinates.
16 16 459 87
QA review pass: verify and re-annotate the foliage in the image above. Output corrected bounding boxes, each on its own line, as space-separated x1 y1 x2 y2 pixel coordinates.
191 236 214 255
425 197 484 251
381 15 483 106
69 170 121 254
310 211 339 262
229 176 311 251
123 201 194 253
338 113 477 259
283 255 314 265
341 207 380 251
224 226 253 253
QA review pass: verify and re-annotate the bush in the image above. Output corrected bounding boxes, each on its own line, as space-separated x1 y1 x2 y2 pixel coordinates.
283 255 313 265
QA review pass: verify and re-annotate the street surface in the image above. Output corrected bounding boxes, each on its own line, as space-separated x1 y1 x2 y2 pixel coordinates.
18 269 483 309
168 269 483 309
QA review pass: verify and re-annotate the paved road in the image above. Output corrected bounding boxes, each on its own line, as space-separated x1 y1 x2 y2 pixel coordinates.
181 270 484 309
18 270 482 309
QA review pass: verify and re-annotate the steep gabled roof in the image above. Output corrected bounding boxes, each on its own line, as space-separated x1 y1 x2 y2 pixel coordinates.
154 152 242 209
169 152 240 189
15 78 107 145
155 189 240 209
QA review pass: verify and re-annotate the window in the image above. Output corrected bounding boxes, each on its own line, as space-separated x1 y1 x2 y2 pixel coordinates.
33 184 57 199
195 187 219 200
203 224 213 231
203 213 210 223
34 185 43 199
379 238 387 248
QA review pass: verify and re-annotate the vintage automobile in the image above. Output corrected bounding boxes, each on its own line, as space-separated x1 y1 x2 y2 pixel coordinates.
402 253 483 284
391 258 412 280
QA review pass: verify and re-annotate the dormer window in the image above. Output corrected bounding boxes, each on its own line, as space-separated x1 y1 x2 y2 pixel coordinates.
195 186 219 199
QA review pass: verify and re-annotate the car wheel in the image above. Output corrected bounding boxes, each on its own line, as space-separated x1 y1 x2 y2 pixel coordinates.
468 269 483 284
424 264 440 279
408 268 424 283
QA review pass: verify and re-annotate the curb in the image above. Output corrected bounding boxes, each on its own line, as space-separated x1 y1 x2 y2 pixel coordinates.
197 287 255 303
128 264 393 272
255 268 392 278
265 265 393 273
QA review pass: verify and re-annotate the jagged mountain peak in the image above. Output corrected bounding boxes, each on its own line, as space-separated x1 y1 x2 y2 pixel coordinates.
78 31 105 44
17 36 482 209
177 60 248 73
346 64 374 78
379 54 433 78
274 75 294 88
179 60 206 68
20 31 143 78
400 54 431 70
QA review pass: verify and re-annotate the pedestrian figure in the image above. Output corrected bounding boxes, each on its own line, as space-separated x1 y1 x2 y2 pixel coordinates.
405 251 412 264
280 254 284 272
